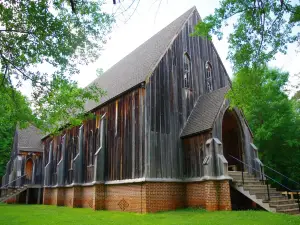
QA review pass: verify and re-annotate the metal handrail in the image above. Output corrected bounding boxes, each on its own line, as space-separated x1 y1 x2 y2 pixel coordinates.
229 154 300 209
229 154 300 212
229 155 299 192
262 164 300 187
0 174 27 189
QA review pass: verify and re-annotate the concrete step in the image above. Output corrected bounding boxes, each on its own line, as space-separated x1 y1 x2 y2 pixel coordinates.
265 199 297 205
277 208 300 215
245 186 277 191
228 172 252 177
256 192 283 199
272 203 300 211
242 184 268 188
231 176 258 181
236 180 262 186
247 188 277 194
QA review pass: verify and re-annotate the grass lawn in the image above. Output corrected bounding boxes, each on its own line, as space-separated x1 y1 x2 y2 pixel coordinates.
0 204 300 225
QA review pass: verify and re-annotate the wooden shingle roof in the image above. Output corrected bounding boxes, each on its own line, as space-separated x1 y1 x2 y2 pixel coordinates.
181 86 230 138
84 7 196 111
17 125 43 152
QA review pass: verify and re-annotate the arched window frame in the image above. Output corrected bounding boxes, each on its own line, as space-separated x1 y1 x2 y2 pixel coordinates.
52 145 57 174
205 61 213 92
183 52 191 89
67 135 73 170
88 130 94 166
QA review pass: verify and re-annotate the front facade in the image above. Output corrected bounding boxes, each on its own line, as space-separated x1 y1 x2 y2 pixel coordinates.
1 7 262 212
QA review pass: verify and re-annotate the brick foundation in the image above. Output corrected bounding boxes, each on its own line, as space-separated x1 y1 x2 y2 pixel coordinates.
145 183 185 212
106 184 146 212
43 180 231 213
186 180 231 211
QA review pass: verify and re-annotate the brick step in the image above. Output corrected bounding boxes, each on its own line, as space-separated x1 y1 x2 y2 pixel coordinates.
271 203 300 211
277 208 300 215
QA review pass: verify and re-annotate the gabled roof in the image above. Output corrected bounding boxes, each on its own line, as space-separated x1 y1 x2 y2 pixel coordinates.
17 125 43 152
85 7 196 111
181 86 230 138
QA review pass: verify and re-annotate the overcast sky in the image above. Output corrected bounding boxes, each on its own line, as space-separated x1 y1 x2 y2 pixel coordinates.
20 0 300 97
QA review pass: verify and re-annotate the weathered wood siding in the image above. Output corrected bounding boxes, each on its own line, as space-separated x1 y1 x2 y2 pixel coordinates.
43 88 145 184
182 132 212 178
145 10 230 179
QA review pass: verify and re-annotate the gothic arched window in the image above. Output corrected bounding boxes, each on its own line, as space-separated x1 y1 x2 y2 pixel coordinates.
183 52 191 88
205 61 213 92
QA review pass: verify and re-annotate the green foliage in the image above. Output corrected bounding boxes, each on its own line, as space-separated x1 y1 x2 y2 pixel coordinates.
0 0 114 135
0 0 114 174
96 68 104 77
193 0 300 186
193 0 300 70
0 205 300 225
34 76 106 135
0 79 35 176
227 67 300 186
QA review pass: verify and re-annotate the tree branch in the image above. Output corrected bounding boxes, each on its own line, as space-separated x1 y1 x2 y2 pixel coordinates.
0 29 33 35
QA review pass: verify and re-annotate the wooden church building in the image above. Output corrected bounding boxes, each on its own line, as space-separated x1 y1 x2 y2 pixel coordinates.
1 7 262 212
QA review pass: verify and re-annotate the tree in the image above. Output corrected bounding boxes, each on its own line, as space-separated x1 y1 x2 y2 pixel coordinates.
227 67 300 187
0 80 35 176
193 0 300 70
193 0 300 184
0 0 115 134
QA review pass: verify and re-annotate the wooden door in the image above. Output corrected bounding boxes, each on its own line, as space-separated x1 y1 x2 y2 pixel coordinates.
25 159 33 180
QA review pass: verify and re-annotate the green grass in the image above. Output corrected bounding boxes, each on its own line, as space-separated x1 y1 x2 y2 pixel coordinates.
0 204 300 225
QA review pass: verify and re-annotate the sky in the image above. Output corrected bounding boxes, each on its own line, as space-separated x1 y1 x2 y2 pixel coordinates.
72 0 300 93
18 0 299 97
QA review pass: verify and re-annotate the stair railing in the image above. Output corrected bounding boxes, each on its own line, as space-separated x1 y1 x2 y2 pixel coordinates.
228 154 300 210
0 174 27 189
259 163 300 213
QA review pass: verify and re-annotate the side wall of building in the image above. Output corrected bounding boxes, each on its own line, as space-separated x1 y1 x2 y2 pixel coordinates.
43 87 146 185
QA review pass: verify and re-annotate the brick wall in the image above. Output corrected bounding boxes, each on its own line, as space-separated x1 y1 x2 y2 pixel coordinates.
73 186 82 208
145 183 185 213
64 187 74 207
56 188 64 206
105 184 146 213
43 187 56 205
93 184 105 210
42 180 231 212
82 186 93 208
186 180 231 211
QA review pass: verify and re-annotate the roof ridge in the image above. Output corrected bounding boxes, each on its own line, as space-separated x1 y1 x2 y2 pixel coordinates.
90 6 196 83
144 6 197 82
84 7 198 112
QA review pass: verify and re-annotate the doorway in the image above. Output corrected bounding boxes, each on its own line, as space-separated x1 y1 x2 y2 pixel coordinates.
222 109 244 171
25 158 34 183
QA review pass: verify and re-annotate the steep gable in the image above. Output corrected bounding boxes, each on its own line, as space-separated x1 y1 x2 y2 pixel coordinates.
181 86 230 138
17 125 43 152
85 7 196 112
